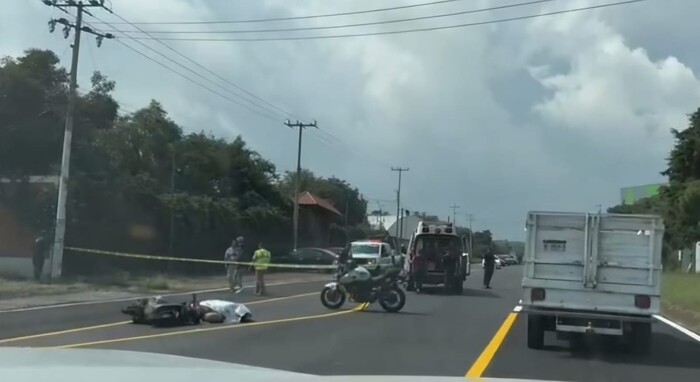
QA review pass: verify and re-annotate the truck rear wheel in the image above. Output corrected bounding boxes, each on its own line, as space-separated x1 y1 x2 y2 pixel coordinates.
527 314 545 350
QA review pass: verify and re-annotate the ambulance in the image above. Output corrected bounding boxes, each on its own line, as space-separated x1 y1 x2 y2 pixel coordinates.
403 221 470 294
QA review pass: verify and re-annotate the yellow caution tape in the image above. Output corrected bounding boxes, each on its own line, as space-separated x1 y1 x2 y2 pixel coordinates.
65 247 337 270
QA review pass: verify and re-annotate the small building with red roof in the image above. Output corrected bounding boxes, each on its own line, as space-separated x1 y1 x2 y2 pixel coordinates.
296 191 343 248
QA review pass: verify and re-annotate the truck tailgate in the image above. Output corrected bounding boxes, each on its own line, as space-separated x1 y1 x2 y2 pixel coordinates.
522 212 663 316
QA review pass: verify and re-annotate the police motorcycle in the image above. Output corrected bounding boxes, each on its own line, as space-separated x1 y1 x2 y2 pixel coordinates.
320 255 406 312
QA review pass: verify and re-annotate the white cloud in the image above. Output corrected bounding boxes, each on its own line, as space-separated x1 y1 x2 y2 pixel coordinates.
2 0 699 238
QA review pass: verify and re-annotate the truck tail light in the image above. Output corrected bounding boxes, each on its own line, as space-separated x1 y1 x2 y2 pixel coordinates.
635 295 651 309
531 288 545 301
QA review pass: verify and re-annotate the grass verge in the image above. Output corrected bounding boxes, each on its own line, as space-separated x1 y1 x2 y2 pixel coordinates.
662 272 700 333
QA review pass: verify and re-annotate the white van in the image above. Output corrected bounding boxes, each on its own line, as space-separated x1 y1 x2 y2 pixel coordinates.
349 241 393 266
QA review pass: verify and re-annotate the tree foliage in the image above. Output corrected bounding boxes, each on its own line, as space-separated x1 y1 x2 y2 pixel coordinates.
0 49 368 275
607 108 700 262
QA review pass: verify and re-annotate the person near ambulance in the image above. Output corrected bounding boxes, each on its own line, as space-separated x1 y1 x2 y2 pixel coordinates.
412 245 428 293
252 241 271 296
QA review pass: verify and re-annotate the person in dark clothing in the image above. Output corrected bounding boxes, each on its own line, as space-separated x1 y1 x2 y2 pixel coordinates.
442 241 459 292
412 249 427 293
339 244 350 265
33 236 50 281
482 248 496 289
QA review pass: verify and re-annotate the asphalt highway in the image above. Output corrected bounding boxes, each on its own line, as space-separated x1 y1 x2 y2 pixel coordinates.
1 266 699 381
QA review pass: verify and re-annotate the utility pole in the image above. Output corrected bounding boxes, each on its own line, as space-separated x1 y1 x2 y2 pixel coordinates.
466 214 474 255
285 119 318 251
450 203 460 226
391 167 409 238
44 0 113 280
168 146 176 259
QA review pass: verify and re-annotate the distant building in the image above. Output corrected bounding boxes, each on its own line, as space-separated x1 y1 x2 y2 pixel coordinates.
620 183 666 205
386 215 425 245
367 214 397 231
297 191 343 247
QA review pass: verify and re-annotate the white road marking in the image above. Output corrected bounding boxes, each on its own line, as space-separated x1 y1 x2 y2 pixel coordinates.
654 314 700 343
0 277 323 313
513 305 523 312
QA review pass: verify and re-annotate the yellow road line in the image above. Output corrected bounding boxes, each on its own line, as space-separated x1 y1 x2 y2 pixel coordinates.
246 291 317 305
0 321 131 345
0 277 324 313
465 312 519 378
56 304 366 349
0 291 318 345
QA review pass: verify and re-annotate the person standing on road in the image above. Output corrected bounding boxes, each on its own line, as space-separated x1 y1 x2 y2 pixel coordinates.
482 247 496 289
412 242 429 293
442 241 459 292
32 235 50 281
225 236 245 292
252 242 271 296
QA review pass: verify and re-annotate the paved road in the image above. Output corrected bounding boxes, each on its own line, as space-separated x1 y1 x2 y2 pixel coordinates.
2 267 699 381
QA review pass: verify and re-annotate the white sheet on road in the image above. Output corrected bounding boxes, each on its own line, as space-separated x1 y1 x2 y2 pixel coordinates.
199 300 251 323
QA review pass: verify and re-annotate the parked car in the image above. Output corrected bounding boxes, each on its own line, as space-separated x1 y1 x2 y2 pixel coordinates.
482 257 503 269
275 247 338 272
495 255 511 266
326 247 344 256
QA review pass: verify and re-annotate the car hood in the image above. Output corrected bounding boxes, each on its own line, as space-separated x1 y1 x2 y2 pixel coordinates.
0 348 564 382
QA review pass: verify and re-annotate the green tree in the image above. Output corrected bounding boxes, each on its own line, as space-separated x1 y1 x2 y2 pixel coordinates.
0 49 67 177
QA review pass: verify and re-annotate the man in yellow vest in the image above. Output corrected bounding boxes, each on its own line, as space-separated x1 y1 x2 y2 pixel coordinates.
252 242 271 296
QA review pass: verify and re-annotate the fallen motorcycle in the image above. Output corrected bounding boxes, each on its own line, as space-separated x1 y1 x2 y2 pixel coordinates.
122 294 201 327
320 257 406 313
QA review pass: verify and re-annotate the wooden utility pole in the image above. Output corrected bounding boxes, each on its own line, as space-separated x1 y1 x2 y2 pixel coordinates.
466 213 474 255
44 0 113 280
450 203 460 226
391 167 409 238
285 119 318 251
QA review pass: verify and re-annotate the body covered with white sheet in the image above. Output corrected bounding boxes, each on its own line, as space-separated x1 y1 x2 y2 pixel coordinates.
199 300 253 323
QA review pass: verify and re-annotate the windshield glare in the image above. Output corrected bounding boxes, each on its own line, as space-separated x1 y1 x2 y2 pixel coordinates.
351 244 380 255
416 236 460 251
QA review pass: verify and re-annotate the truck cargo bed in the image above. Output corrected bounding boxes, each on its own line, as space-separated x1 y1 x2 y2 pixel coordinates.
521 212 663 317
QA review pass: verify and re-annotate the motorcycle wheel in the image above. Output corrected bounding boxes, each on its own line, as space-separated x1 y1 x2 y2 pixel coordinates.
379 286 406 313
320 286 346 309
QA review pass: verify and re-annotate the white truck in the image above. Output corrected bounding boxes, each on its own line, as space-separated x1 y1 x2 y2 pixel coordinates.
521 211 664 353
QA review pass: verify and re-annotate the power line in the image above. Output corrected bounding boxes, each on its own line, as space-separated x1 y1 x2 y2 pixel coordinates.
95 11 298 120
108 0 554 35
121 0 646 42
86 20 390 168
84 17 284 122
109 36 279 122
88 0 468 25
80 4 429 170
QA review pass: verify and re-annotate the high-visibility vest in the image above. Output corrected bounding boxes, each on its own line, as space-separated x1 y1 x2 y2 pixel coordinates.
253 248 271 270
